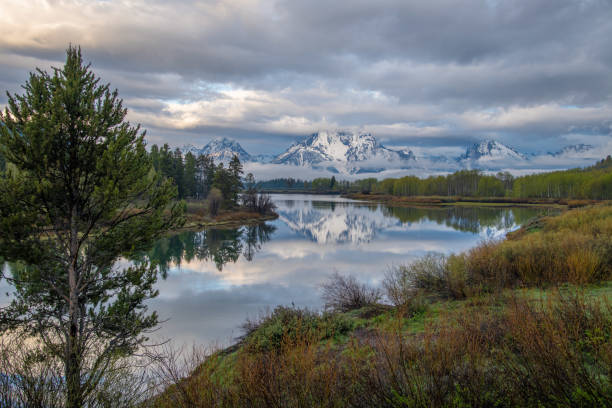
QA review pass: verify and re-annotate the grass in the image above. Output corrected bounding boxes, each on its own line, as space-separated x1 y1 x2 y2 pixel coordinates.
150 285 611 407
345 192 599 208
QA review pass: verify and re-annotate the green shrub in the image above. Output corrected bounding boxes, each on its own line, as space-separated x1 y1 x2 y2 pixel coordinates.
240 306 354 352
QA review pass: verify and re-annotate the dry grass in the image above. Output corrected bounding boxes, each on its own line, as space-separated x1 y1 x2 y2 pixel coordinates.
383 205 612 306
148 288 611 408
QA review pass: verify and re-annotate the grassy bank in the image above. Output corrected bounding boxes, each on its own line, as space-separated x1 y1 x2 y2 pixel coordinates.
178 200 278 231
150 204 612 407
344 192 601 208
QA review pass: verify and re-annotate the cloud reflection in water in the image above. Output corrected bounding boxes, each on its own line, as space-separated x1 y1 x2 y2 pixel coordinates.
144 195 558 346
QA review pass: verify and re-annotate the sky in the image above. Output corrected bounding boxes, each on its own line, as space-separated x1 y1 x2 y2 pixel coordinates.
1 0 612 158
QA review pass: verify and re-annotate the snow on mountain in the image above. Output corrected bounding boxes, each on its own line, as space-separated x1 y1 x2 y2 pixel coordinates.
179 135 609 177
182 137 252 163
180 143 201 156
457 140 527 170
272 130 416 174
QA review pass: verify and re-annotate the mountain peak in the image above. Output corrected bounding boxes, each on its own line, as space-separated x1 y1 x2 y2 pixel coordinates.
458 140 525 168
181 138 252 163
273 130 415 174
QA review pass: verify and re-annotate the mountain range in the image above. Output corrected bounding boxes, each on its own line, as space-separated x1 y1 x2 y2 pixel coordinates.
271 130 415 173
181 132 604 175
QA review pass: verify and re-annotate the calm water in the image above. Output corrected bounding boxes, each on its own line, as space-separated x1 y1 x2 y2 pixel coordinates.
0 194 557 347
141 194 557 346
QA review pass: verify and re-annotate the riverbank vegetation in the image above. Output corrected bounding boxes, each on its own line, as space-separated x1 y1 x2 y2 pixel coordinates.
146 144 277 226
259 156 612 202
147 203 612 407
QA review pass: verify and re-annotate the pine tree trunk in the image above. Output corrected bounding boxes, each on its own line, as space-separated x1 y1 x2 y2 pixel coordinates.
66 206 83 408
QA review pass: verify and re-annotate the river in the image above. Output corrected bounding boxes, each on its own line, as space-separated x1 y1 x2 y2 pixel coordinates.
140 194 557 347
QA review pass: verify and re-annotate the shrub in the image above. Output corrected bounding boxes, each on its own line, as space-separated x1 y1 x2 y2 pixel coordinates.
255 193 276 215
383 253 470 305
206 187 223 216
320 272 382 312
241 192 276 215
234 334 346 408
240 306 354 352
502 290 612 406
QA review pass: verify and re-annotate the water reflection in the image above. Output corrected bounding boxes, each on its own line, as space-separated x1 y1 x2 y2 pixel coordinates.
138 194 558 346
148 223 276 272
277 198 556 244
384 205 552 236
147 201 552 267
0 195 558 347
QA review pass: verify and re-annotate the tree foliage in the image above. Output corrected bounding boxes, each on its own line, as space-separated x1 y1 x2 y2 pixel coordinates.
149 145 244 207
255 157 611 200
0 46 184 407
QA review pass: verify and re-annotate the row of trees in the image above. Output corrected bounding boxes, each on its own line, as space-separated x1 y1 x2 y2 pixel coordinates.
368 156 612 200
257 172 511 196
510 158 612 199
372 158 612 199
374 170 512 197
257 157 612 200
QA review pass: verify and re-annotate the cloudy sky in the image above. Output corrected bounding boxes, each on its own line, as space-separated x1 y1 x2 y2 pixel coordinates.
1 0 612 157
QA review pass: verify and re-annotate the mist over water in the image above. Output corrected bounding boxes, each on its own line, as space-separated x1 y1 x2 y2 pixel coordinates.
143 194 557 347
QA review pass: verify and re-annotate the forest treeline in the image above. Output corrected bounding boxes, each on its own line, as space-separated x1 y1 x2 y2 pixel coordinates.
148 144 242 203
258 156 612 199
147 144 275 216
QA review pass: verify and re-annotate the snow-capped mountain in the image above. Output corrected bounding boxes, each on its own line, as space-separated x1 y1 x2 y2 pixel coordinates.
272 130 416 174
178 134 610 177
457 140 527 170
182 137 252 163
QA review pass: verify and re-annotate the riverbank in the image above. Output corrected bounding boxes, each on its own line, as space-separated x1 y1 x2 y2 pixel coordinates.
343 192 601 208
177 200 278 231
151 203 612 407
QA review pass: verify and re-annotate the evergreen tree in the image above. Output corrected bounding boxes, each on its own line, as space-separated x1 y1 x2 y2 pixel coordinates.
172 148 185 198
183 151 197 198
212 163 232 206
196 154 215 199
227 155 244 207
159 144 173 179
0 46 183 408
243 172 257 210
150 144 160 172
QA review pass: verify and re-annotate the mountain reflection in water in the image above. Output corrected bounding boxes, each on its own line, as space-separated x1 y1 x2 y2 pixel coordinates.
137 194 557 346
0 195 559 347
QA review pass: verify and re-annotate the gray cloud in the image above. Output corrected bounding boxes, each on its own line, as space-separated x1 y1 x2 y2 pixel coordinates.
1 0 611 156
